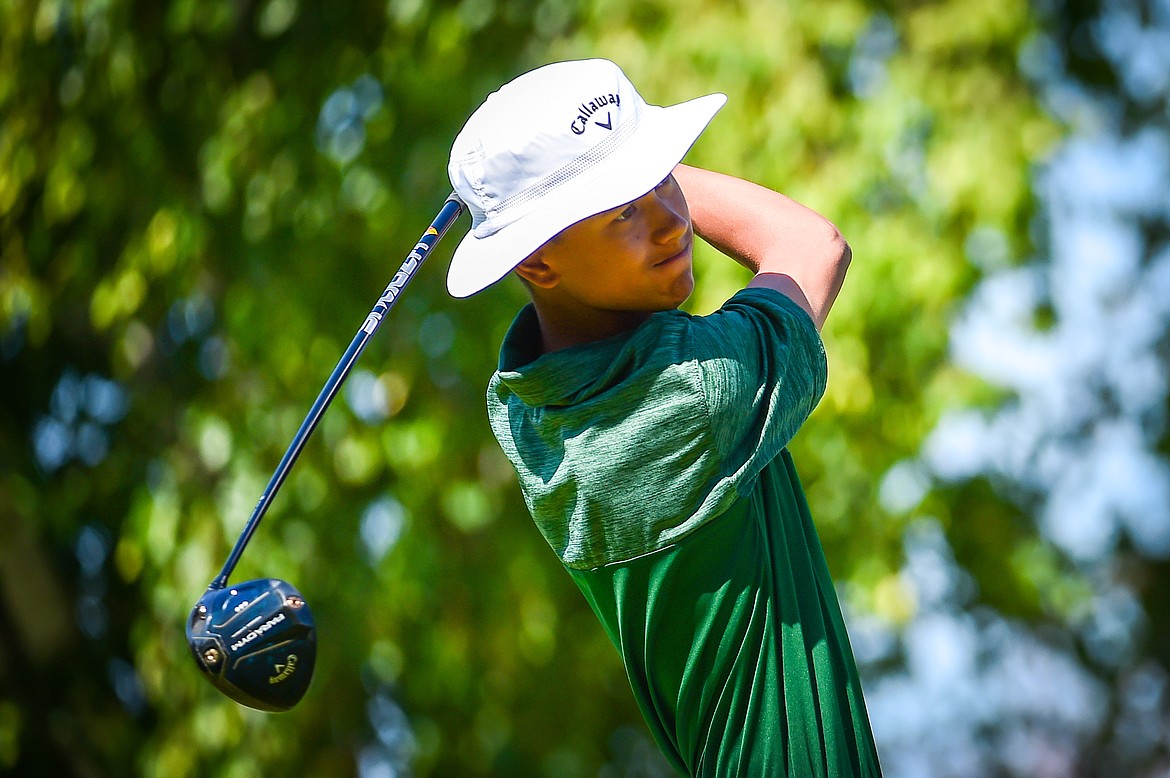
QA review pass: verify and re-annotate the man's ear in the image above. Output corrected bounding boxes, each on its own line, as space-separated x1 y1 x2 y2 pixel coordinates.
513 248 560 289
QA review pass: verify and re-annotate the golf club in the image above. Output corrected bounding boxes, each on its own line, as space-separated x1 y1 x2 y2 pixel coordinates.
187 193 465 712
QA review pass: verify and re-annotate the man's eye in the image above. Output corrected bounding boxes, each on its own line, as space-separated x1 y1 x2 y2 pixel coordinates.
615 204 637 221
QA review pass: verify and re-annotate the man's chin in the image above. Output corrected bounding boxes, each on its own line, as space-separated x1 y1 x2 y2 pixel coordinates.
664 272 695 309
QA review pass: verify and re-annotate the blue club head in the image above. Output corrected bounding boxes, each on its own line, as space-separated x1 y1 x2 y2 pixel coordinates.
187 578 317 712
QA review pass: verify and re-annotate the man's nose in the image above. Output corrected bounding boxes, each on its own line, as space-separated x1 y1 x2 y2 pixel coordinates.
648 187 689 245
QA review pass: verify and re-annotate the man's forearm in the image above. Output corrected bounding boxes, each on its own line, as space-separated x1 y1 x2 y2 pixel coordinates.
673 163 850 329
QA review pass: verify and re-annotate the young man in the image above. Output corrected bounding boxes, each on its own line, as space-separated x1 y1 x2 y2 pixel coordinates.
446 59 881 776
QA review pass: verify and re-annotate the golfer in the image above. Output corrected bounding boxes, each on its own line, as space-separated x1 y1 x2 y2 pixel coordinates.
446 59 881 777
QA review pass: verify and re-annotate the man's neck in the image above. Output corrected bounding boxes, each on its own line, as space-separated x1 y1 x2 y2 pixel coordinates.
529 297 652 354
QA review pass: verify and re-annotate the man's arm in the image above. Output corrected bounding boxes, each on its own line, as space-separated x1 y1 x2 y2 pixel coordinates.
672 164 851 331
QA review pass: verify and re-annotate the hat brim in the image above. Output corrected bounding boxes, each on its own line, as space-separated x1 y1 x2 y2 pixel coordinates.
446 92 727 298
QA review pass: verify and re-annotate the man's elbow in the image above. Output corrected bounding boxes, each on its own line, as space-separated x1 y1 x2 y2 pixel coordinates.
809 218 856 287
816 219 851 277
811 227 851 329
832 231 852 276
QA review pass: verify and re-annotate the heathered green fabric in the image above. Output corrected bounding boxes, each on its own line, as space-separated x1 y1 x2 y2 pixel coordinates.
487 288 881 777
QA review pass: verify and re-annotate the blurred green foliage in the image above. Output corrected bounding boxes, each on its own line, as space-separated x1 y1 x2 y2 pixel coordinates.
1 0 1066 775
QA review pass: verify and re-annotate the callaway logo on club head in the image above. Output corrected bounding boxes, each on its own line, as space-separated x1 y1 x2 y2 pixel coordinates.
269 653 299 685
570 93 621 135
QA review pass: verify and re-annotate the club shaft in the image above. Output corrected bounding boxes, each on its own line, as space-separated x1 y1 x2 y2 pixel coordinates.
210 193 465 589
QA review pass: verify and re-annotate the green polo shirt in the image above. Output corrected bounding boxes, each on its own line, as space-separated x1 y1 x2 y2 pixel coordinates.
487 287 881 777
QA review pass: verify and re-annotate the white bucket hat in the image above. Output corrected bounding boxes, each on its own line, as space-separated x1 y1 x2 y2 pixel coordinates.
446 58 726 298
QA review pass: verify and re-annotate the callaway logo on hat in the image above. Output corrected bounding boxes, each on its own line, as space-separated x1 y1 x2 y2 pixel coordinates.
446 58 726 298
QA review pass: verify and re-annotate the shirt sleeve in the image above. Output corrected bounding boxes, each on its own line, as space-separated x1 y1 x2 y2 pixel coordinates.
688 287 828 492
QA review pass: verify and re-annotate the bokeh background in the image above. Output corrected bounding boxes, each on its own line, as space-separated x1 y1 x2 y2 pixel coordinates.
3 0 1169 775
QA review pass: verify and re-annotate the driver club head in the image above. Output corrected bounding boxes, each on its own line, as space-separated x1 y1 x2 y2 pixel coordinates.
187 578 317 712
